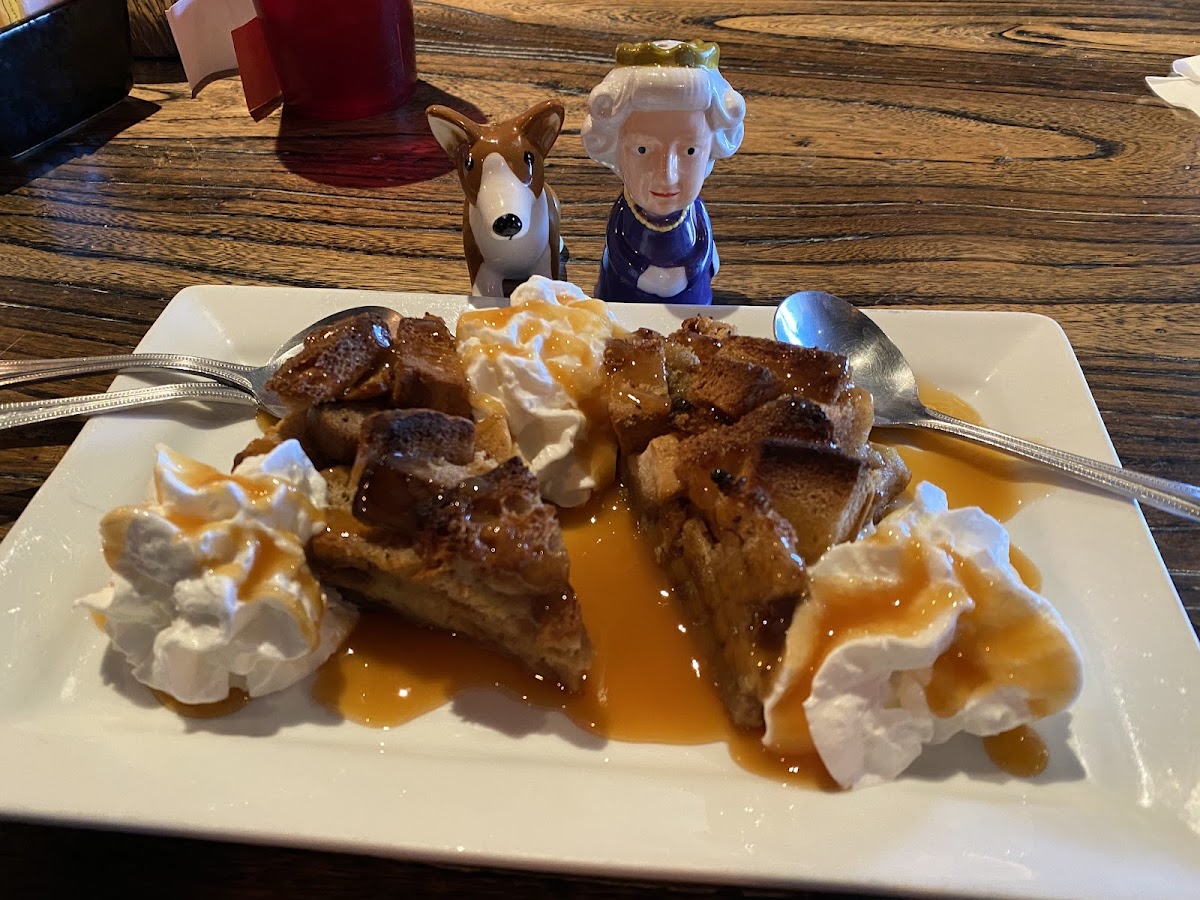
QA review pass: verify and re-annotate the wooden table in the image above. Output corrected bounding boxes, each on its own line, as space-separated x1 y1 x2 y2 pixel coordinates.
2 2 1197 897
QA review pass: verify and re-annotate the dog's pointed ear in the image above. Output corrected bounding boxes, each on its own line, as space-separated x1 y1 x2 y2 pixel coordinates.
426 105 481 159
517 99 565 158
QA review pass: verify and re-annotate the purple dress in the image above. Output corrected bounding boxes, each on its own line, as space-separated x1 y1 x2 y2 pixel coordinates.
595 194 714 305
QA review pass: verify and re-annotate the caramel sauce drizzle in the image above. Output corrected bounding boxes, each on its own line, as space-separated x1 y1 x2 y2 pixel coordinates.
113 452 327 718
761 537 964 759
155 455 324 646
876 383 1059 777
759 524 1072 780
458 301 617 486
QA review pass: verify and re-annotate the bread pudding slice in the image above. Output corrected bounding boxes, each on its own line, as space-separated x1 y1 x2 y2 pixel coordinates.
608 317 910 727
311 412 591 691
646 455 809 726
241 312 591 691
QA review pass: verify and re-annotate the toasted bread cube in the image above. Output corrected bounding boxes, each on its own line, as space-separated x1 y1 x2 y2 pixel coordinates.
390 314 473 418
756 439 876 564
686 355 781 421
718 335 851 406
604 328 672 455
627 433 684 509
267 312 395 409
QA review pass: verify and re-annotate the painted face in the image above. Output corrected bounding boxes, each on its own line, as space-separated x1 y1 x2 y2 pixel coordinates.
617 108 713 218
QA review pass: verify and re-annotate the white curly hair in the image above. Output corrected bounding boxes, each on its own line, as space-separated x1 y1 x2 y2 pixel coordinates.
581 47 746 177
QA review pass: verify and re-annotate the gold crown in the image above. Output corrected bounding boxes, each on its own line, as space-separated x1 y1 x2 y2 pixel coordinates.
614 39 720 70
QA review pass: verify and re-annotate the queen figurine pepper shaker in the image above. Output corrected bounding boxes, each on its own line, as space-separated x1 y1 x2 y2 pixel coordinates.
581 39 746 305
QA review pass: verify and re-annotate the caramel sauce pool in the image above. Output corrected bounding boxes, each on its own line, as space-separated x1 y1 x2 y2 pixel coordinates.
155 688 252 719
983 725 1049 777
315 486 834 784
884 382 1057 527
314 488 734 740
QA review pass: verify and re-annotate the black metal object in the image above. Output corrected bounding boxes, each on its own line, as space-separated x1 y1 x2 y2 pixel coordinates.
0 0 133 158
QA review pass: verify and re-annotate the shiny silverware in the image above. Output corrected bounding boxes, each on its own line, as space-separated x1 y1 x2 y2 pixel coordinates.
0 304 404 419
0 383 253 431
773 290 1200 522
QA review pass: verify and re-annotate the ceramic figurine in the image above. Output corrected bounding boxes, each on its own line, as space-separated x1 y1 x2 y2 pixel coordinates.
581 39 746 305
427 99 566 297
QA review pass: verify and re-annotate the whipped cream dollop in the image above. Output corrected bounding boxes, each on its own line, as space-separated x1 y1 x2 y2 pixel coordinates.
79 441 356 706
456 275 619 507
762 482 1083 790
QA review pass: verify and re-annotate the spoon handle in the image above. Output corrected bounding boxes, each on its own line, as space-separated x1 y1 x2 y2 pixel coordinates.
0 384 255 431
911 408 1200 522
0 354 256 391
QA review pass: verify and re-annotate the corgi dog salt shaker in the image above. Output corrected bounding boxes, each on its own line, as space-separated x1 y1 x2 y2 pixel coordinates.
427 100 566 298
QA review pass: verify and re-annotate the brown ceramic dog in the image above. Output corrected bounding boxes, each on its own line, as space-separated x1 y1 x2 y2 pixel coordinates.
426 100 565 297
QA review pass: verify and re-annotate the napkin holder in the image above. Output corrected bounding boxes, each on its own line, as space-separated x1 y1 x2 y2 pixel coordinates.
0 0 133 158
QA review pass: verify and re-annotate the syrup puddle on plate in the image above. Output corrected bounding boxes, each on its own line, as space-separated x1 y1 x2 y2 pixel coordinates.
887 382 1059 525
176 385 1057 786
156 689 252 719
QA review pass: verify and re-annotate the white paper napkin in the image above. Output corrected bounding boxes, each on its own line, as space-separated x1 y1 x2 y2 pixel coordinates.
165 0 257 96
1146 55 1200 117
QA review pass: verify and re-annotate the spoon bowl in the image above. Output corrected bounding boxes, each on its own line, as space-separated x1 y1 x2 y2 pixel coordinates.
773 290 1200 522
773 290 925 427
231 304 406 415
0 305 405 418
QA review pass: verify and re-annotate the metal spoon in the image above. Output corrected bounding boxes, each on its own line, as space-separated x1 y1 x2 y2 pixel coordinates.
773 290 1200 522
0 305 404 431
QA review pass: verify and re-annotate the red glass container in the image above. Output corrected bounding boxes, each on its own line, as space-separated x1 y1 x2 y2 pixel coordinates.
252 0 417 120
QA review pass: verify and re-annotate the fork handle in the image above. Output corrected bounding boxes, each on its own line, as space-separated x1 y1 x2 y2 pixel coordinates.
0 354 255 391
0 384 255 431
913 408 1200 521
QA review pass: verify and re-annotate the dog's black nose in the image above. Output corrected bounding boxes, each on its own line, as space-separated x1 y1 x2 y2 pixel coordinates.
492 214 522 237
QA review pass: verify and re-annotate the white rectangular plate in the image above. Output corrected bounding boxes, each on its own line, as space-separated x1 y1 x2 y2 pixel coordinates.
1 286 1198 898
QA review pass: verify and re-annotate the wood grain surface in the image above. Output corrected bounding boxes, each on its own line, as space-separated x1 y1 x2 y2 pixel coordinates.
127 0 177 58
0 0 24 29
1 2 1198 897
